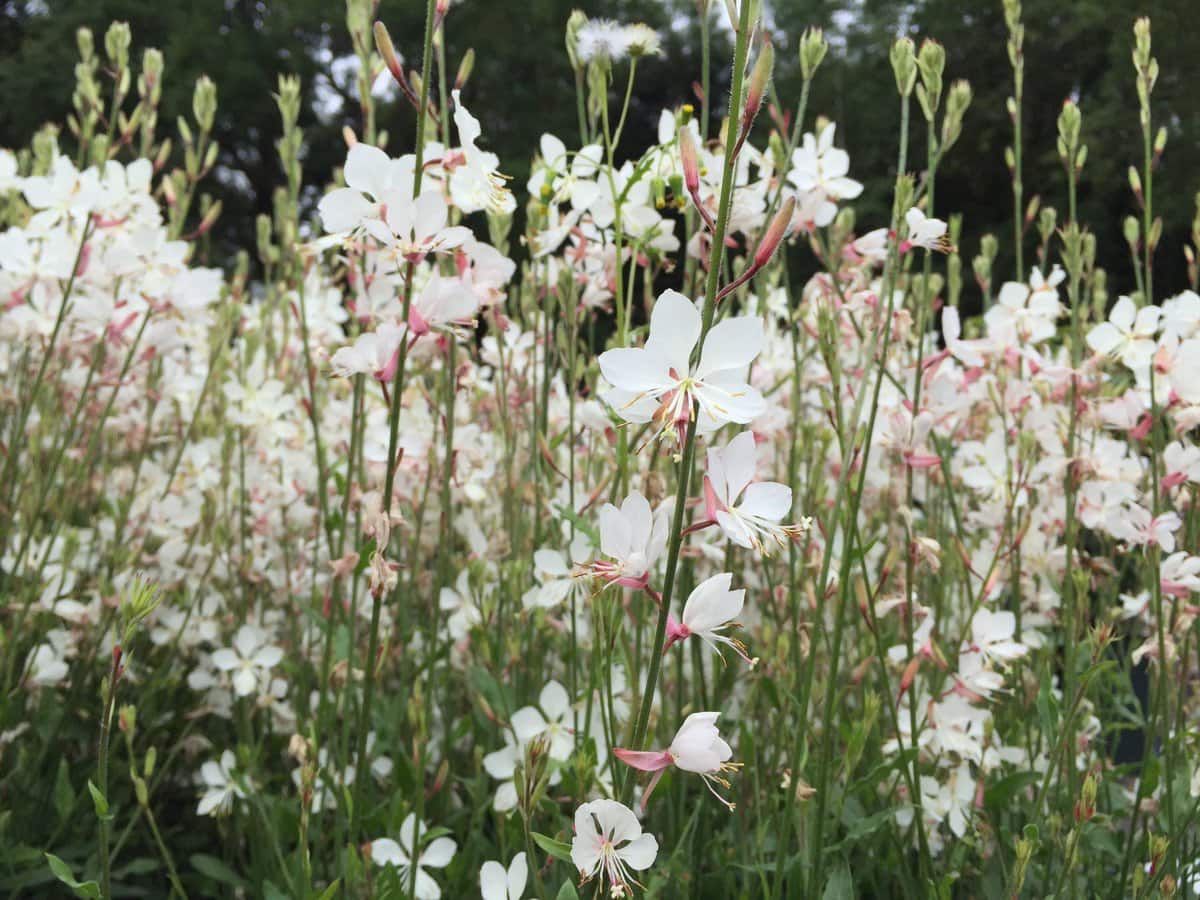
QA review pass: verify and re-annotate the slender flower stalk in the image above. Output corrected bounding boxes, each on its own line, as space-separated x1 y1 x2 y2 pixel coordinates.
621 0 755 803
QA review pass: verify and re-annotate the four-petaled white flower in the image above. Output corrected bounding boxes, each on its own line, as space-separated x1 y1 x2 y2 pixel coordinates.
570 799 659 895
511 680 575 761
211 625 284 698
704 431 806 552
585 491 670 590
196 749 248 816
369 813 457 900
599 289 765 439
1086 296 1160 370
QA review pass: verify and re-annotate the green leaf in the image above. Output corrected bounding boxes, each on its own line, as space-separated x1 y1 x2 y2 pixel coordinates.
983 770 1040 810
190 853 249 889
54 761 74 822
86 780 110 820
822 859 854 900
555 880 581 900
314 880 341 900
45 854 101 899
531 832 573 863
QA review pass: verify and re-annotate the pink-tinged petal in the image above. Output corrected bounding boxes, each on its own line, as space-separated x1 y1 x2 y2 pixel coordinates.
645 289 701 374
696 316 764 377
739 481 792 521
613 748 673 771
598 347 672 393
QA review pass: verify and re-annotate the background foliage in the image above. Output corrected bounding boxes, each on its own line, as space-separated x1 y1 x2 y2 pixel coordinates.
1 0 1197 295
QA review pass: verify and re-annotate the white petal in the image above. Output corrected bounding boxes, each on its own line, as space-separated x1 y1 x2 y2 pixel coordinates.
480 861 508 900
645 290 701 375
696 316 764 377
421 837 456 869
738 481 792 521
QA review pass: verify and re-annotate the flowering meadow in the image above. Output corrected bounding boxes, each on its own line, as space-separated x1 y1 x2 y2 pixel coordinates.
3 0 1200 896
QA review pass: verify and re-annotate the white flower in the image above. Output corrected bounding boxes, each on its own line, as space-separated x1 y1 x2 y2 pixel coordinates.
369 814 457 900
587 490 670 589
1086 296 1159 370
1105 505 1182 554
329 323 406 381
963 608 1027 667
599 289 766 438
211 625 284 698
196 750 247 816
510 680 575 761
665 572 753 665
1170 339 1200 405
787 123 862 227
615 712 739 810
449 90 515 215
570 799 658 894
704 431 806 552
902 207 950 252
317 143 414 234
522 536 590 610
480 852 527 900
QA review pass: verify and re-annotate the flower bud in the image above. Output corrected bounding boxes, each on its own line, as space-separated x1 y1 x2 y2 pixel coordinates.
105 21 131 71
1128 164 1142 198
374 21 404 86
1057 99 1081 154
890 37 916 98
77 26 94 62
1124 215 1140 249
455 48 475 90
917 39 944 117
193 75 217 132
799 27 828 82
940 79 971 152
753 195 795 269
743 40 773 133
680 126 700 196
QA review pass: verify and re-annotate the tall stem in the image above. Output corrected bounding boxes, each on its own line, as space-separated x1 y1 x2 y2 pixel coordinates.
621 0 754 799
349 0 439 849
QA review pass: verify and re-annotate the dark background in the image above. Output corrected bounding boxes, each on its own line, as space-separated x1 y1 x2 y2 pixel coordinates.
1 0 1197 298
